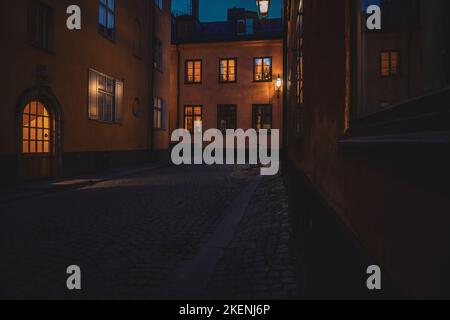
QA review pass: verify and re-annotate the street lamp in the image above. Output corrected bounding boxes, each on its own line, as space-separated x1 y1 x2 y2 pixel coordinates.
256 0 270 18
275 74 282 97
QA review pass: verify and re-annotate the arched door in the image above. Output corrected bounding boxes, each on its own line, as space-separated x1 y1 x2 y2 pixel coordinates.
18 100 56 180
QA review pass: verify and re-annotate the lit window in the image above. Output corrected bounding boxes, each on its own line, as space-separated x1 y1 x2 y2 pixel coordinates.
185 106 202 133
88 69 124 123
22 101 51 154
185 60 202 84
380 51 399 77
97 75 115 122
254 57 272 82
99 0 115 40
220 58 237 83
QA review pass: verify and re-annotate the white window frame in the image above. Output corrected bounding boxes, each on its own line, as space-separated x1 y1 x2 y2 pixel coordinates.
88 69 124 124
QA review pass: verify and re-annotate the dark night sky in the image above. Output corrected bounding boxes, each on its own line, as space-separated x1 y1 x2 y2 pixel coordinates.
172 0 283 22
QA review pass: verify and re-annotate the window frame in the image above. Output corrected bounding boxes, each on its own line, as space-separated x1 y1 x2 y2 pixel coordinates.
88 68 123 124
97 74 116 123
379 50 400 78
99 0 116 41
219 58 238 83
27 0 54 52
185 59 203 84
21 100 53 157
184 105 203 133
253 57 273 82
252 104 273 132
217 104 238 132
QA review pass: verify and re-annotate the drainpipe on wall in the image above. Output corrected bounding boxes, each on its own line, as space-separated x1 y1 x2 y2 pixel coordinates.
176 44 181 129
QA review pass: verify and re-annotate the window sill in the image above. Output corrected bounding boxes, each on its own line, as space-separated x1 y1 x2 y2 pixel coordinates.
98 31 116 44
340 87 450 148
253 80 273 83
21 153 52 159
88 119 120 126
219 81 237 84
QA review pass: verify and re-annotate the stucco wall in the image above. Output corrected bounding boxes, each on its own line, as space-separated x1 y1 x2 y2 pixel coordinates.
153 0 172 152
286 0 450 297
175 40 284 141
1 0 152 155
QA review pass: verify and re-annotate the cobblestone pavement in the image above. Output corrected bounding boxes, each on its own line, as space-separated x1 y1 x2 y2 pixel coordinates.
0 165 302 300
206 175 302 299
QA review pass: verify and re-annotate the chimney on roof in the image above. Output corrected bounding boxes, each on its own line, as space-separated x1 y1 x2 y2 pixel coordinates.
191 0 199 20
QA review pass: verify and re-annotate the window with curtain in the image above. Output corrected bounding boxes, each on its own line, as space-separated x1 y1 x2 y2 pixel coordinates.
185 106 202 133
185 60 202 83
380 50 399 77
219 58 237 83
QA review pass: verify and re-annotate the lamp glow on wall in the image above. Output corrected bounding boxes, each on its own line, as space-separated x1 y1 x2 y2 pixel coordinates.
256 0 270 18
275 74 282 97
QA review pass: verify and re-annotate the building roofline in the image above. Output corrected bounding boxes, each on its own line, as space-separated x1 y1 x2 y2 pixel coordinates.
172 38 283 48
172 35 283 45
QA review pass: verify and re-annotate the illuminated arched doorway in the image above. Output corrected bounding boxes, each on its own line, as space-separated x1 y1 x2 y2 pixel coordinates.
17 89 62 181
21 100 53 155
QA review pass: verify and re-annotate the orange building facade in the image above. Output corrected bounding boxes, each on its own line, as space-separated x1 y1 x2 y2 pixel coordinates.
152 0 173 160
171 8 284 145
0 0 154 183
174 40 283 137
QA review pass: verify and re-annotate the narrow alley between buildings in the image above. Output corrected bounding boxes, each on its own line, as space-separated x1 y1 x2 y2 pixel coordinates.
0 165 302 299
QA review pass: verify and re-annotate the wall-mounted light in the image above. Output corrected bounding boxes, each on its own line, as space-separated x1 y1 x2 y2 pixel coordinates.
256 0 270 18
275 74 282 97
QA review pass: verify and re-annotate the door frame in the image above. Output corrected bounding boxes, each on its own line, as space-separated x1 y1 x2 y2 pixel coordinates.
15 86 63 180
